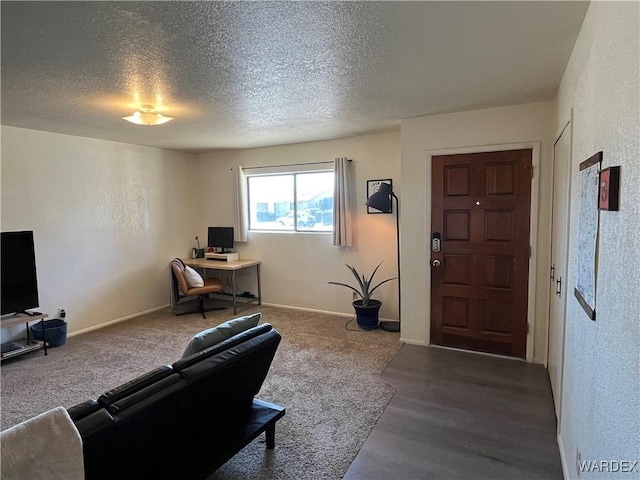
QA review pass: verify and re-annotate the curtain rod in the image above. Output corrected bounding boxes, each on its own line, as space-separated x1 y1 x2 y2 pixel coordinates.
238 159 351 170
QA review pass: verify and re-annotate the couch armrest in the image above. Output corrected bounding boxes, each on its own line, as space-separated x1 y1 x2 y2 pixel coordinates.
73 408 116 480
68 399 101 422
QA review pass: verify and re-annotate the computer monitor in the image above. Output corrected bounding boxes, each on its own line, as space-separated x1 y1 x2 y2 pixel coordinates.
207 227 234 253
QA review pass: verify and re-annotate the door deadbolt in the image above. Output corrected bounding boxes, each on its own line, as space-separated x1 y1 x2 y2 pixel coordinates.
432 232 441 252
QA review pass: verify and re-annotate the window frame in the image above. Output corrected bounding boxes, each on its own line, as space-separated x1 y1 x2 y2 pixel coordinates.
246 168 334 233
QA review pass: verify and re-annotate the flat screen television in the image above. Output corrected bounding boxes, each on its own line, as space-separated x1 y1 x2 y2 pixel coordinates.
207 227 234 253
1 231 40 316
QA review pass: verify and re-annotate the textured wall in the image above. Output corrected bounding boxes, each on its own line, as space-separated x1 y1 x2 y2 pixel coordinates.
1 126 198 336
555 2 640 478
400 102 554 360
194 131 402 321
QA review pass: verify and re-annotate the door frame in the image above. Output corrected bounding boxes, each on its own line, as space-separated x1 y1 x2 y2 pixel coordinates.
426 142 541 362
546 113 573 432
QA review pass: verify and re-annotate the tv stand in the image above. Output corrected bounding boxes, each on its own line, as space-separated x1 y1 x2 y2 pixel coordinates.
1 312 48 361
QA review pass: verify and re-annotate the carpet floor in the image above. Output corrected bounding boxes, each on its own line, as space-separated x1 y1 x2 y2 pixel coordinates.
1 304 401 479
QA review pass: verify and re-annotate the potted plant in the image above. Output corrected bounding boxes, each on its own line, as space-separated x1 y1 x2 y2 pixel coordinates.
329 262 397 330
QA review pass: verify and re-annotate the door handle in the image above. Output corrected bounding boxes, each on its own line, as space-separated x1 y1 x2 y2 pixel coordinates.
556 277 562 297
432 259 441 267
550 265 555 280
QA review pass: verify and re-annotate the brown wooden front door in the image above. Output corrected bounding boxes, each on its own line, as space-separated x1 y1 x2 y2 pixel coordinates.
430 149 532 358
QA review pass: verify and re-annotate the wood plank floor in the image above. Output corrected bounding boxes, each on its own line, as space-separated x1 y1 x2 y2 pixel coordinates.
344 345 562 480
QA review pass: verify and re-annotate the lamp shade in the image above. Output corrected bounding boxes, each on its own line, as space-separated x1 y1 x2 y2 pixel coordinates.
366 182 393 212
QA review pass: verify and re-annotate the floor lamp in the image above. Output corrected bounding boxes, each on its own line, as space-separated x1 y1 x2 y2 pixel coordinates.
366 182 400 332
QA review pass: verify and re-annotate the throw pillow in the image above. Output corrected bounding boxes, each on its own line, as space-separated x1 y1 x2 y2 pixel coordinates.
182 312 262 358
183 266 204 288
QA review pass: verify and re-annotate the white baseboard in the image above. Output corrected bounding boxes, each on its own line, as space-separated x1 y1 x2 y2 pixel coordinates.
401 338 427 346
558 433 570 480
261 302 397 323
68 301 400 339
67 304 169 338
261 302 352 318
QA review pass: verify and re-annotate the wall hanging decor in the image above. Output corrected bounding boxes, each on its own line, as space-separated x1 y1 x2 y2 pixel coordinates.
574 151 601 321
366 179 393 214
598 166 620 211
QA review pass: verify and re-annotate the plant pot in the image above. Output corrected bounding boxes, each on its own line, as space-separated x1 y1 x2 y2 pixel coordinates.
353 299 381 330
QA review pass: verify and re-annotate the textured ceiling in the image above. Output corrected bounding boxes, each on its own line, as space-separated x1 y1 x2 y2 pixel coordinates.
1 1 589 152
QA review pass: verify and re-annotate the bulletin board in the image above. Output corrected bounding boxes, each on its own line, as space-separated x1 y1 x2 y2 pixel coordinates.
574 151 601 321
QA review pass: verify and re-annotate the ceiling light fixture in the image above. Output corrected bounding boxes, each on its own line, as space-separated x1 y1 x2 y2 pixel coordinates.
122 104 173 126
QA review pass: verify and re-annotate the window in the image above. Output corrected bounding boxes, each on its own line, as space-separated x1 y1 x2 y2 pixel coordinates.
248 171 334 232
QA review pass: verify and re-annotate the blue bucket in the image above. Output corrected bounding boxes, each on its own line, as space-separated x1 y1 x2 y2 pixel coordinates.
31 319 67 347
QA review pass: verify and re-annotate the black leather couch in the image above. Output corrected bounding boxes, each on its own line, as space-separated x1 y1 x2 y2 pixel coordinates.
67 323 284 480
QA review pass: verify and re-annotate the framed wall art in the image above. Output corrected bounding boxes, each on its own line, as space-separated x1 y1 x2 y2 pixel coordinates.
366 179 393 214
598 166 620 211
574 151 601 321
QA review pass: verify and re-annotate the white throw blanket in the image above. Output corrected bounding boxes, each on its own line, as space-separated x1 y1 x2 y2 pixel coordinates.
1 406 84 480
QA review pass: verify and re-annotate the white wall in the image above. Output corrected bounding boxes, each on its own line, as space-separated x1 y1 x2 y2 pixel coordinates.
194 131 401 321
1 126 198 336
554 2 640 478
401 102 554 361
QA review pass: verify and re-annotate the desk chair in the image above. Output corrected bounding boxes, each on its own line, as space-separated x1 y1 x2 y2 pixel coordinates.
170 258 224 318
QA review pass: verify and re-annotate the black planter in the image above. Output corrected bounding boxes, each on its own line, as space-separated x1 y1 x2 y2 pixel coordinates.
353 299 381 330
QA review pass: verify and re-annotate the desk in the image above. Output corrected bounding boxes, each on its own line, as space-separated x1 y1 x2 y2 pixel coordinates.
183 258 261 315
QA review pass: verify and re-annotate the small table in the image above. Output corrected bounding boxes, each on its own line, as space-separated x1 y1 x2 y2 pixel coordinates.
181 258 261 315
1 313 49 361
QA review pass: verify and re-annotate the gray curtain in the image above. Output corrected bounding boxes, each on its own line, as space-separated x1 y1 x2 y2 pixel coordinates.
332 157 353 246
233 166 248 242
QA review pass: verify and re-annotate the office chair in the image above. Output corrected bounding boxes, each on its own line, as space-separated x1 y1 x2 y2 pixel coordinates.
170 258 224 318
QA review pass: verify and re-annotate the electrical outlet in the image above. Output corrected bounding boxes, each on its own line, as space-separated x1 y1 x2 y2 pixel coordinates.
352 292 358 301
59 309 66 319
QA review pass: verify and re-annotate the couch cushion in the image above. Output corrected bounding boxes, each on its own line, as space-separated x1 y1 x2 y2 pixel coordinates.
97 365 174 408
173 323 273 372
106 374 183 414
182 313 262 358
105 377 188 479
178 328 282 429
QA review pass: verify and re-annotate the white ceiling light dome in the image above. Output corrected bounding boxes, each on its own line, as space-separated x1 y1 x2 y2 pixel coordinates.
122 104 173 126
